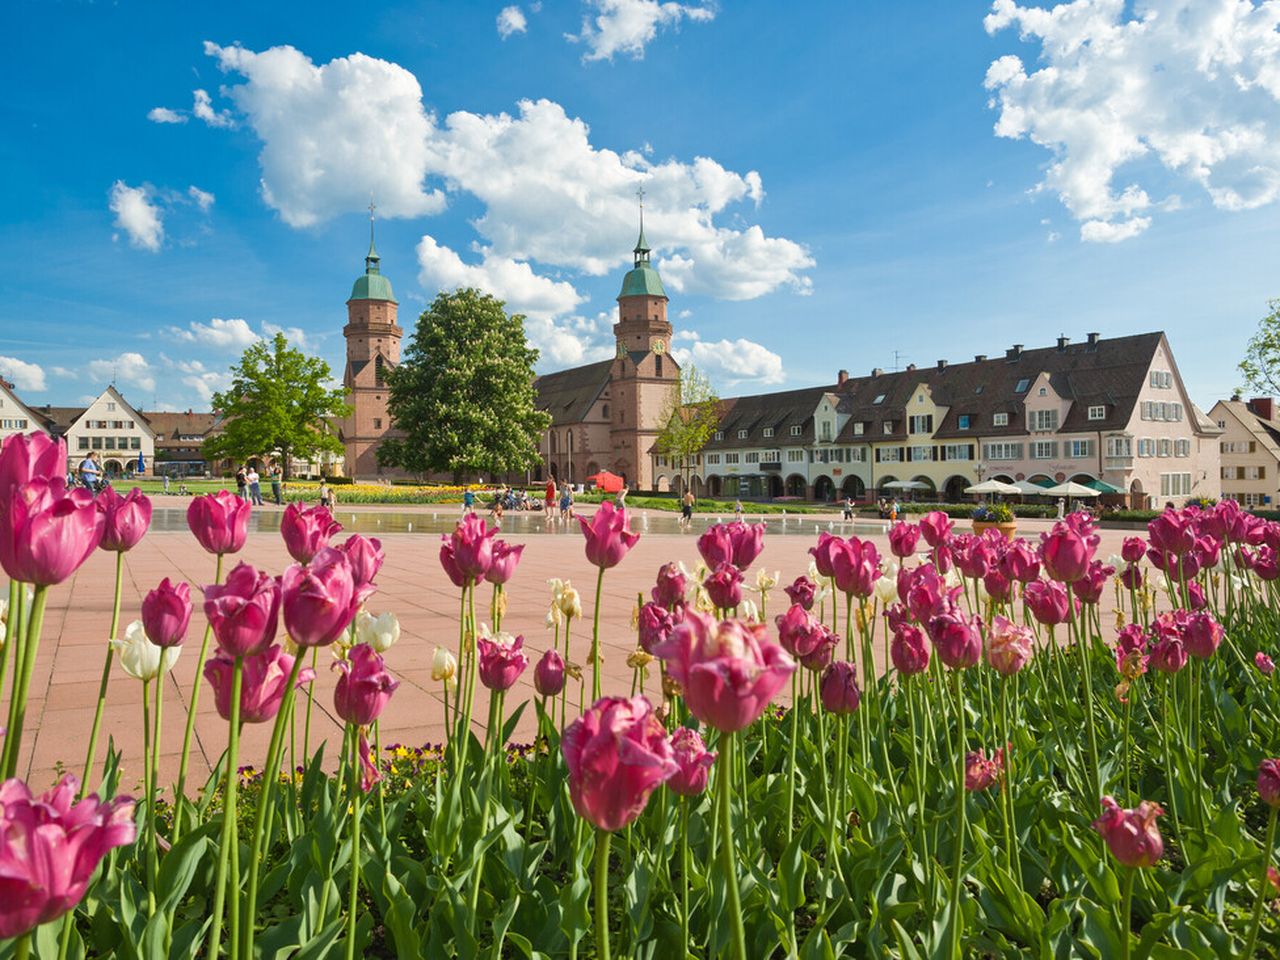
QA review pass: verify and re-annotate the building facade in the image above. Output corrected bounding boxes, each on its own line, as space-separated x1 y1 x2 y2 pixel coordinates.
0 378 45 447
1207 397 1280 508
33 386 157 477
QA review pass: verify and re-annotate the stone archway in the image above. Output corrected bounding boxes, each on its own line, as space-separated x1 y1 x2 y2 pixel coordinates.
840 475 865 499
813 475 835 502
102 459 125 479
706 475 722 498
656 475 670 493
943 475 970 502
767 474 784 499
785 474 806 497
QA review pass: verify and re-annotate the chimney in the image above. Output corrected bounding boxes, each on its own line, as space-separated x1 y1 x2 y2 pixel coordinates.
905 363 916 372
1248 397 1276 421
937 359 948 371
974 354 987 363
837 369 849 386
1056 335 1070 352
1086 332 1100 349
871 367 883 377
1006 344 1023 361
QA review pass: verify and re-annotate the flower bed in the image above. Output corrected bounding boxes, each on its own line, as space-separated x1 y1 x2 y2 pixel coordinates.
2 430 1280 957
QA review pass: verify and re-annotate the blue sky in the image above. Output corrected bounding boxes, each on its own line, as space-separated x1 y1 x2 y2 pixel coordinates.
3 0 1279 413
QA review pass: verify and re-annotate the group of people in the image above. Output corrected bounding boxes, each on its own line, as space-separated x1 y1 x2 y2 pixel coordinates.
234 464 285 506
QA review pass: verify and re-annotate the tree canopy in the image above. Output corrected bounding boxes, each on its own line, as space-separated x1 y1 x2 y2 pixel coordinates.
377 288 551 480
202 333 348 479
1239 299 1280 397
654 364 721 492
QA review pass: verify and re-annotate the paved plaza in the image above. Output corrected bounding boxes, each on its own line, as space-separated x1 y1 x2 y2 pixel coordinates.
13 506 1138 794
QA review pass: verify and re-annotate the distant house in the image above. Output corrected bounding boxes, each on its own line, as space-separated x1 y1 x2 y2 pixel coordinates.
1207 396 1280 509
0 378 48 446
34 386 157 478
142 410 228 477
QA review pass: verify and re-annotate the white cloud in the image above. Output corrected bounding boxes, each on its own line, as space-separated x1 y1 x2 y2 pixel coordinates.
109 181 164 252
49 366 76 379
147 106 186 124
416 234 586 317
671 334 785 386
204 42 446 227
192 88 236 128
0 356 47 392
527 312 616 367
188 185 215 212
497 5 528 38
200 43 810 300
165 357 233 404
985 0 1280 242
87 353 156 393
163 317 259 350
570 0 715 61
261 322 315 350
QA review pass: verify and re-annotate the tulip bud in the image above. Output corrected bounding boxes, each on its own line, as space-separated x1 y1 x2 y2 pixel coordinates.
141 578 192 648
819 661 861 715
355 610 400 653
534 648 566 697
112 620 181 682
666 726 716 797
431 647 458 687
1260 759 1280 808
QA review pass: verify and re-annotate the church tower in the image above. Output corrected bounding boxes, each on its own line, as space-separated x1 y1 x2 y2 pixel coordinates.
609 198 679 489
341 209 403 479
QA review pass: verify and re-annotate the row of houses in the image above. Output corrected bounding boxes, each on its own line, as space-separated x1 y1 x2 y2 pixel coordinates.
651 332 1228 511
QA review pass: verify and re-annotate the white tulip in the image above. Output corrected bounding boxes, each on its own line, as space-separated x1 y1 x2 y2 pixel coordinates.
738 598 761 623
112 620 180 682
874 564 899 605
431 647 458 688
754 568 780 593
356 611 400 653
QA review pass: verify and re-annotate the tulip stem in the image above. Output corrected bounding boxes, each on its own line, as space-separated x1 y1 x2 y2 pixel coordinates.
173 551 224 844
80 550 125 797
208 656 242 960
345 724 363 960
142 677 156 916
594 828 613 960
1 584 48 780
785 674 799 841
0 581 20 734
1244 806 1278 958
242 653 306 959
717 731 747 959
15 932 30 960
679 797 692 953
590 565 605 701
948 669 967 959
1119 866 1135 960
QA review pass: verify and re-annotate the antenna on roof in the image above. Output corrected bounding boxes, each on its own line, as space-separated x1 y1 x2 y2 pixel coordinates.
892 349 909 372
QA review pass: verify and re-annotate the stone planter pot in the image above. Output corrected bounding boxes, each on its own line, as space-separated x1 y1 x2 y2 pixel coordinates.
972 520 1017 539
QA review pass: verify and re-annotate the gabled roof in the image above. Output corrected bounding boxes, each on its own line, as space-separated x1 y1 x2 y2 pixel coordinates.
534 360 613 427
705 385 835 449
33 406 87 434
141 411 222 441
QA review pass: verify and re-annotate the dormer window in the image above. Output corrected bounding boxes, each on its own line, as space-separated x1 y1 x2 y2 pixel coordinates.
737 429 748 439
1088 405 1106 420
714 431 723 441
1038 387 1047 396
789 425 802 437
854 422 864 435
763 427 774 438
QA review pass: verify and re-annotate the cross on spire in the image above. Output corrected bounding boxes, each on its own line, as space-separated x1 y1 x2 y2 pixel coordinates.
633 185 650 265
365 195 381 273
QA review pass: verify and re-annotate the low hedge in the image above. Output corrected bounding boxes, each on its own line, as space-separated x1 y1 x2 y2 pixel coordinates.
895 502 1058 519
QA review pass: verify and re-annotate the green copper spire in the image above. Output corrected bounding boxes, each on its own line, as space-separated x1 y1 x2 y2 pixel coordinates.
619 188 666 299
633 186 650 266
349 200 397 302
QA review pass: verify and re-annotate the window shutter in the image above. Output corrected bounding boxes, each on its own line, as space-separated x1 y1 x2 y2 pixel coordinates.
931 446 939 461
875 448 881 463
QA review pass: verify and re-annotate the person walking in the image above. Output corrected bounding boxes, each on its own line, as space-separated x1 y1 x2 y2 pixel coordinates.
247 466 264 506
544 477 556 518
78 451 100 492
463 488 476 515
617 483 629 510
270 466 283 505
318 479 331 509
559 483 573 520
235 465 248 501
1055 497 1065 520
163 473 171 494
681 489 695 528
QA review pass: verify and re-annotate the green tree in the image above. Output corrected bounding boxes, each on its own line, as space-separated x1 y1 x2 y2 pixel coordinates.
1239 299 1280 396
203 333 349 479
377 288 551 480
654 364 722 493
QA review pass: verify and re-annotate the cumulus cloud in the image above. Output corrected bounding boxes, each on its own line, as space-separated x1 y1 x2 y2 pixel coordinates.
163 317 258 350
188 185 215 211
200 43 811 300
204 42 446 227
570 0 715 61
163 356 234 404
985 0 1280 242
671 333 784 386
527 312 616 367
192 88 236 128
497 5 528 38
0 356 47 392
87 352 156 393
147 106 186 124
109 181 164 252
261 322 315 350
416 235 586 317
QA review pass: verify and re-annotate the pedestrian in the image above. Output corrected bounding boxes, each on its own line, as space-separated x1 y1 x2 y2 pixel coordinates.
78 451 100 492
559 483 573 520
318 478 331 509
890 498 900 521
1055 496 1065 520
163 473 171 494
681 489 695 527
734 498 744 520
842 496 854 521
271 466 283 505
235 465 248 501
463 488 476 515
247 466 264 506
544 477 556 518
617 483 629 510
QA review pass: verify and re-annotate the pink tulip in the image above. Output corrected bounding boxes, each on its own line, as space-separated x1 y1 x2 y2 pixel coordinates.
964 748 1005 792
919 510 953 548
1071 560 1115 605
1256 547 1279 582
666 726 716 797
1149 635 1188 673
187 490 251 556
562 695 678 831
440 513 496 585
1256 651 1275 676
203 563 281 658
832 536 880 598
1186 581 1207 611
0 478 104 585
1259 759 1280 808
928 612 983 670
782 575 817 611
902 565 950 622
725 520 766 569
1121 536 1146 565
953 535 991 580
340 534 385 589
0 431 64 502
890 623 930 675
334 643 400 726
819 661 861 714
888 521 922 559
654 612 795 733
1195 536 1222 571
1148 509 1196 557
579 501 639 569
703 561 744 610
652 562 688 608
485 540 525 586
798 626 837 672
983 569 1013 603
534 648 566 697
478 631 529 691
282 547 371 648
994 539 1035 584
697 524 734 568
357 732 382 792
1182 612 1223 659
0 774 136 939
141 577 192 648
1120 564 1143 591
1093 796 1164 868
986 616 1033 676
638 602 678 655
809 531 840 579
280 502 343 564
204 643 315 723
775 604 835 670
97 486 152 552
1024 579 1072 626
1040 522 1092 583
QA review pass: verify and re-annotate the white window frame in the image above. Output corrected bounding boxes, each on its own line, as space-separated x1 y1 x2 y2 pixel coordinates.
1031 440 1057 460
789 424 802 437
1030 409 1059 432
1088 405 1106 420
993 412 1009 427
762 427 774 438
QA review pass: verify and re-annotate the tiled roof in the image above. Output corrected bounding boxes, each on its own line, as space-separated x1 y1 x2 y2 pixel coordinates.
534 360 613 427
704 385 835 449
141 411 222 441
32 406 86 433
